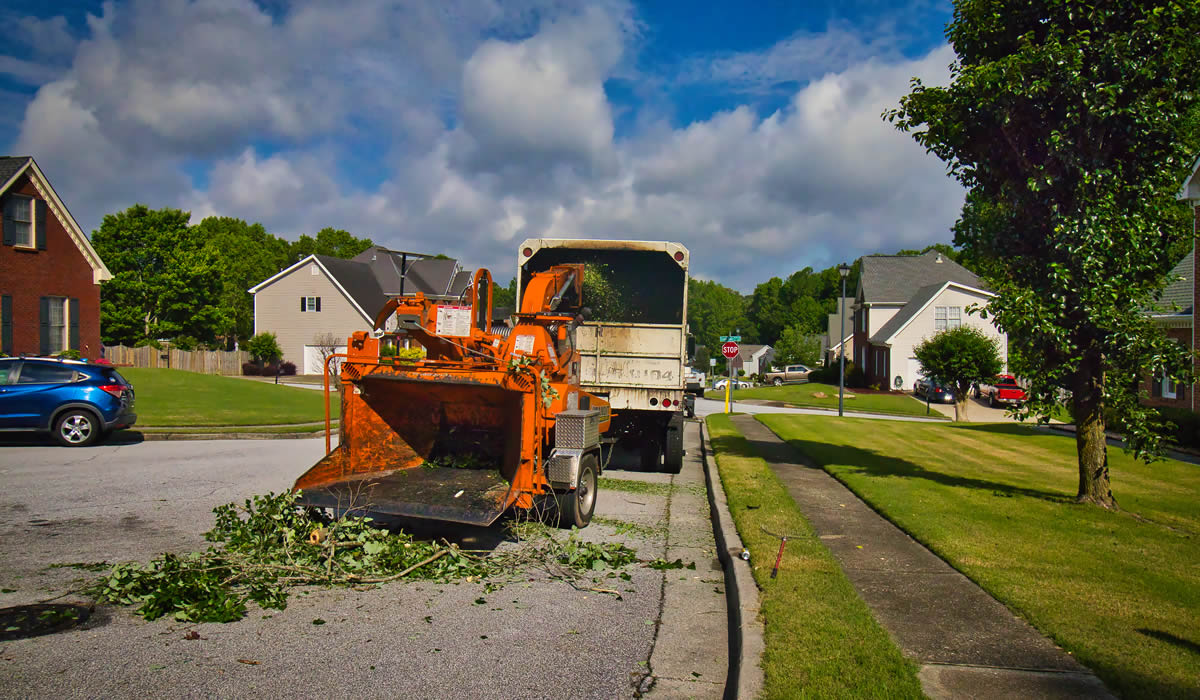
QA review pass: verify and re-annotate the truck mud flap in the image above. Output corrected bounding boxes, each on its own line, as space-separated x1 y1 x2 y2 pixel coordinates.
296 466 515 527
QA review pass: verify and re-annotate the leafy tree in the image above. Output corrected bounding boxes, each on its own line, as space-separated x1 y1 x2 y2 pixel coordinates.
748 277 789 343
687 279 750 357
888 0 1200 508
246 332 282 365
288 227 374 261
492 277 517 311
773 325 823 367
196 216 291 349
914 326 1002 422
92 205 227 346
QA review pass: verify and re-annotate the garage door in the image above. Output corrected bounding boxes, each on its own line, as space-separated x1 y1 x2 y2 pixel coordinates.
303 345 346 375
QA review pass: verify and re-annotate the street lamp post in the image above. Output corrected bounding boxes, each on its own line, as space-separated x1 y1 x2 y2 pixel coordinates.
838 263 851 417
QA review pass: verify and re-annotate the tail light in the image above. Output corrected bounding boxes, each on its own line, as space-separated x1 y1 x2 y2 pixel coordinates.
662 399 672 407
99 384 124 399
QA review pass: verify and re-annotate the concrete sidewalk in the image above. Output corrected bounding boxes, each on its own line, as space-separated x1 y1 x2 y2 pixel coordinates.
730 415 1115 700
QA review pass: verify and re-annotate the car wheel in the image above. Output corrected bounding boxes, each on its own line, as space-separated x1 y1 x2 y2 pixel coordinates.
773 377 783 386
555 453 598 529
53 409 101 447
989 393 997 408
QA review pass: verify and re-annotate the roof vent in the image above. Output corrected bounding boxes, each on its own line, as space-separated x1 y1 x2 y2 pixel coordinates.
935 254 944 263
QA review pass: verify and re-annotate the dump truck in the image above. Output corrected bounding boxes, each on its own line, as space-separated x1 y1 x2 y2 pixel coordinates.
293 265 611 528
518 239 689 473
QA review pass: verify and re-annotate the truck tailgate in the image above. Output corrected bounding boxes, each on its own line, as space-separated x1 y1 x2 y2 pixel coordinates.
576 324 683 389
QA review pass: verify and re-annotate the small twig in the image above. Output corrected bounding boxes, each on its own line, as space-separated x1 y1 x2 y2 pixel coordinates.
353 549 449 583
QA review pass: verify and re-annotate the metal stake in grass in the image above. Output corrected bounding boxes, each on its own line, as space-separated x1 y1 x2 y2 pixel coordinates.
761 525 801 579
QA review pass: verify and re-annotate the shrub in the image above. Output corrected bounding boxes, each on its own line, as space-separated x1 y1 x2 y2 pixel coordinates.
280 361 297 376
57 349 82 360
241 362 260 376
845 365 867 388
246 332 282 364
172 335 201 351
1152 406 1200 449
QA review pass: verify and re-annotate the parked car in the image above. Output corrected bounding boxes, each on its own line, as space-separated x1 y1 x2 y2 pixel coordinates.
0 357 136 446
981 374 1028 408
713 378 753 390
913 376 955 404
763 364 812 386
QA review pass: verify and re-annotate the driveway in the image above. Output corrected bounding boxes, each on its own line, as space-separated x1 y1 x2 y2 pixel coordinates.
0 424 726 698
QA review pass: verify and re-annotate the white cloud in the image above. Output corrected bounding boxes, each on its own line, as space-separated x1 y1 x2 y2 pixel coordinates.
6 0 964 292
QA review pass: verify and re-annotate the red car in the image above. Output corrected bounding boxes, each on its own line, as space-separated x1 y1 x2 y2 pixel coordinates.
985 375 1027 407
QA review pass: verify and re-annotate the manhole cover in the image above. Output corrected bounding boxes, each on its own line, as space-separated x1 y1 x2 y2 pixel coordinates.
0 604 92 640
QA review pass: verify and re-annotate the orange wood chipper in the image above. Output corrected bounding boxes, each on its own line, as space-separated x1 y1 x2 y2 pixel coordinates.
293 264 611 528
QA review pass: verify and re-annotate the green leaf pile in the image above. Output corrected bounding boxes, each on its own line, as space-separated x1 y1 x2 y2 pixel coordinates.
87 491 638 623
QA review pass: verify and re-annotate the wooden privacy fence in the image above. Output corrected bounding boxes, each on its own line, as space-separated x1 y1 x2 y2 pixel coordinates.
104 345 250 375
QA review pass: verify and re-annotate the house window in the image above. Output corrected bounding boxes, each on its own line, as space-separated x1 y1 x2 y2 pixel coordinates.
1162 376 1178 400
311 265 319 276
935 306 962 331
859 310 866 332
46 297 66 354
301 296 321 312
9 195 33 248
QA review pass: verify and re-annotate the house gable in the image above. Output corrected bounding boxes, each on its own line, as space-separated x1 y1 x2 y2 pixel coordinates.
871 281 996 346
0 157 111 284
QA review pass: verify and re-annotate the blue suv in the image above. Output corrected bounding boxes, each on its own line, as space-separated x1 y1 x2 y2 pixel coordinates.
0 357 137 446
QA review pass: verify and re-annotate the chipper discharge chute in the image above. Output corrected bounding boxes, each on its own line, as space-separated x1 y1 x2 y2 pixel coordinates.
294 266 611 528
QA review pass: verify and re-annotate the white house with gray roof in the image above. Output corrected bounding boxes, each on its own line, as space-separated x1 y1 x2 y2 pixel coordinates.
851 250 1006 391
248 248 469 374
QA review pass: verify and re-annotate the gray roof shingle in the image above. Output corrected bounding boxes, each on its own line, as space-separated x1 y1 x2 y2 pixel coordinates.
314 255 388 320
1150 249 1193 315
859 251 984 304
870 282 945 344
0 156 31 191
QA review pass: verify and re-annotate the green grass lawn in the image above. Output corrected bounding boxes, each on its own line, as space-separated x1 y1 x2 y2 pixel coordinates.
121 369 340 426
724 382 946 419
758 414 1200 700
705 414 924 698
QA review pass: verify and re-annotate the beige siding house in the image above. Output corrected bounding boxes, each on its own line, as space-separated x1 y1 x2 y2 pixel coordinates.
248 247 471 374
249 256 385 374
853 251 1006 391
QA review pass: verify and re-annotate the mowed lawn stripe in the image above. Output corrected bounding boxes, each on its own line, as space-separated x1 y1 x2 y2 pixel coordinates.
759 413 1200 700
726 382 946 419
705 414 923 699
122 368 341 426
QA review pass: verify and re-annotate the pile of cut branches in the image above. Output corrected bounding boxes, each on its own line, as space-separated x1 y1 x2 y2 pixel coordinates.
88 491 637 623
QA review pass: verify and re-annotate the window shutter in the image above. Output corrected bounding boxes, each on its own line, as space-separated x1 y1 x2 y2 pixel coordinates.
300 297 306 312
69 298 80 350
316 297 321 312
1 295 11 355
1152 378 1162 398
35 200 47 250
39 297 51 355
1 197 12 246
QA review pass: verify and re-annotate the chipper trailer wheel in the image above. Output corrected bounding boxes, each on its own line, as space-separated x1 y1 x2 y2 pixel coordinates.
556 453 598 529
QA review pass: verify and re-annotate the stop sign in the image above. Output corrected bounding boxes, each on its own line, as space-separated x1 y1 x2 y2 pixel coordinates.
722 341 739 359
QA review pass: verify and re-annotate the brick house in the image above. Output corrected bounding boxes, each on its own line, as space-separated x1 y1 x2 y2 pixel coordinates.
1143 156 1200 411
851 251 1006 391
0 156 111 358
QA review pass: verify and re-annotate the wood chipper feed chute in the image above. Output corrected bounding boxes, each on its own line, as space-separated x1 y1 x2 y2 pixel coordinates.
294 265 611 528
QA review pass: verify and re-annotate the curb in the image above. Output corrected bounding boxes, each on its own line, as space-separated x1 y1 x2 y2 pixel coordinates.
119 430 328 441
700 421 765 700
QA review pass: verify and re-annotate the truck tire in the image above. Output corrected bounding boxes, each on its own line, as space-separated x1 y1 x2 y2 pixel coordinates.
556 453 598 529
773 377 783 386
989 392 997 408
663 421 684 474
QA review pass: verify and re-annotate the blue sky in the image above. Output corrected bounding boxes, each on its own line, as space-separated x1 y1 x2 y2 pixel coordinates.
1 0 963 291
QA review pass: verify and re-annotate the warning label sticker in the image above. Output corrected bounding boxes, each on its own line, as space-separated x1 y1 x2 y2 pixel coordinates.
513 334 535 354
435 305 472 337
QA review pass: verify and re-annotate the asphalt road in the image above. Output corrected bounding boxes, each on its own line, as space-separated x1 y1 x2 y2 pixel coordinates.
0 425 725 699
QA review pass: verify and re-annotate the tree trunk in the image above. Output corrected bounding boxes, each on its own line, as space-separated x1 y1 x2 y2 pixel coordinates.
954 396 968 422
1072 357 1117 509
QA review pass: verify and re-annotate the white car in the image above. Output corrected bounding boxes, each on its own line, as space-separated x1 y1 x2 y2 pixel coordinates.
712 378 753 390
